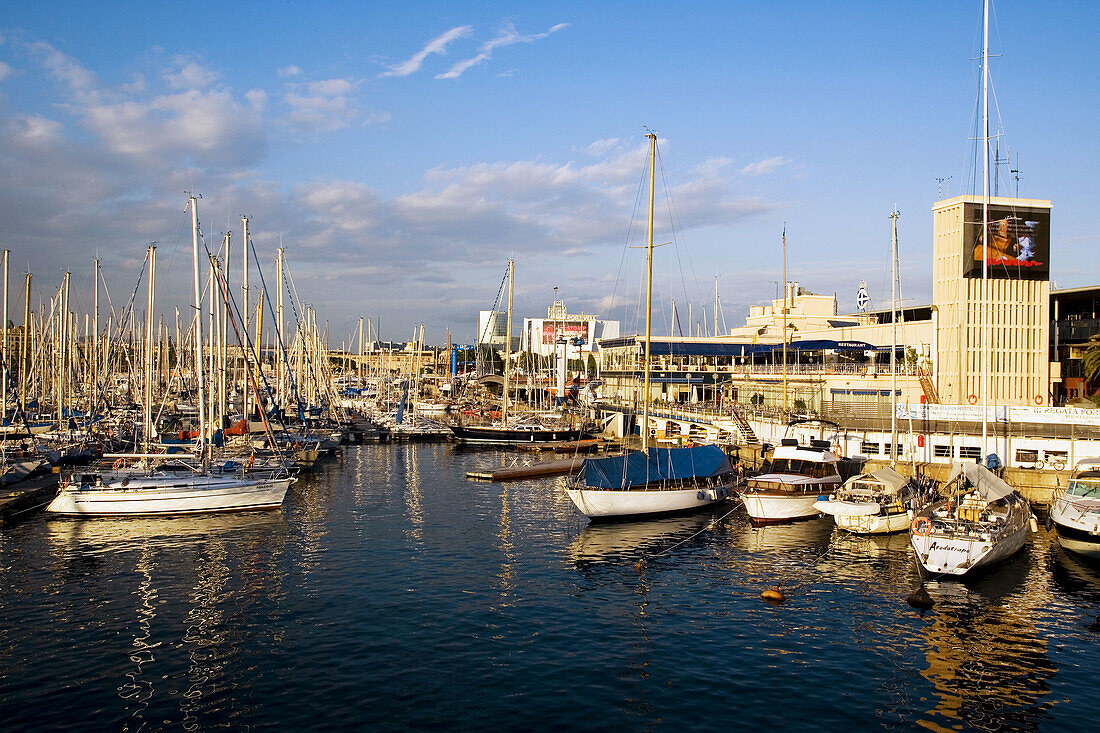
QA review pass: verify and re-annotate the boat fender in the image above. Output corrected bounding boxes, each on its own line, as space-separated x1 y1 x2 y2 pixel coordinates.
911 516 932 537
761 585 785 604
905 584 934 610
1029 515 1039 533
697 490 706 500
1045 515 1053 532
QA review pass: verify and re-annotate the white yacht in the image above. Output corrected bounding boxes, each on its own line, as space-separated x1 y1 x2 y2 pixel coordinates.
910 462 1033 577
1049 459 1100 558
815 467 937 535
739 438 842 524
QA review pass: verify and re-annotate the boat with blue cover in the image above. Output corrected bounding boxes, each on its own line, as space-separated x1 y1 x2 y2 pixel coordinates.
564 444 735 519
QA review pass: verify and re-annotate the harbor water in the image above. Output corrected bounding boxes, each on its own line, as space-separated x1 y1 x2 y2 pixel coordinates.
2 444 1099 730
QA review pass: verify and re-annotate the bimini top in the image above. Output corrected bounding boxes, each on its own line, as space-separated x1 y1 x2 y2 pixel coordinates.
581 445 732 489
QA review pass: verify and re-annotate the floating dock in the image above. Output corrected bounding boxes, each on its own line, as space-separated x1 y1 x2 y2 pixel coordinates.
466 456 585 482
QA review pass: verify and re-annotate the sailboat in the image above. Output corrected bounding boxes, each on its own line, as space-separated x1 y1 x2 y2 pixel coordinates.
815 211 939 533
909 0 1033 574
565 132 736 520
909 462 1032 576
450 259 594 444
47 195 294 517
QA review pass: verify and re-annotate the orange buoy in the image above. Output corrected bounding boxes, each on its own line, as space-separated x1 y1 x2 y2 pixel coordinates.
761 585 785 604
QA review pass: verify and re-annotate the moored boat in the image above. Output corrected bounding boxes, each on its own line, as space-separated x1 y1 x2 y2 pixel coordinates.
815 467 938 534
910 462 1033 577
739 438 842 524
565 444 735 520
1049 458 1100 558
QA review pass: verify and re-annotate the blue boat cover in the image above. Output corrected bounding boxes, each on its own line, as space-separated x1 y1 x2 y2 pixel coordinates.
581 445 732 489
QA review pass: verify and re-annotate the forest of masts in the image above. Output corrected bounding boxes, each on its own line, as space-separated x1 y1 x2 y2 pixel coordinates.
0 199 373 444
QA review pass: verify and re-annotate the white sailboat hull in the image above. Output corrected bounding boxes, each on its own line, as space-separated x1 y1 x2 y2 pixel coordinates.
834 510 911 535
565 485 730 519
47 475 294 516
910 521 1029 577
814 499 912 534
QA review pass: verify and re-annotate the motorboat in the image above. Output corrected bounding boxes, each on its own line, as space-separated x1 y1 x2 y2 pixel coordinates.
1049 458 1100 558
739 438 842 524
815 467 938 534
910 462 1034 577
565 444 735 520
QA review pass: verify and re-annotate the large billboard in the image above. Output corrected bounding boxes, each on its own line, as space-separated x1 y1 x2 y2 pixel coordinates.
963 202 1050 280
541 321 590 345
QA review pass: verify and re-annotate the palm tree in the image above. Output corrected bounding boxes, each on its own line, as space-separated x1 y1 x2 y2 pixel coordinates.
1083 334 1100 388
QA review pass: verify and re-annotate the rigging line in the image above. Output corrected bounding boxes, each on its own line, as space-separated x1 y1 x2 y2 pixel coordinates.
609 142 651 332
206 248 290 460
280 259 318 422
646 501 742 559
250 239 304 423
655 142 701 316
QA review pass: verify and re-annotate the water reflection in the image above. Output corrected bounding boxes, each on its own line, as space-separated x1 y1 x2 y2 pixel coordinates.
45 512 288 730
567 512 716 568
915 550 1058 731
403 446 424 543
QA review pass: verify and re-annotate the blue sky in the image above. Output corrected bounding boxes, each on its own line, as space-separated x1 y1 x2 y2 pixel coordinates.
1 1 1097 345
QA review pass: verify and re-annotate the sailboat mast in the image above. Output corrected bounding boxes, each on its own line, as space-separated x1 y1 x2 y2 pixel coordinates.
144 245 156 453
642 132 657 451
1 250 7 426
502 259 513 425
890 210 899 466
981 0 990 459
242 216 251 420
20 273 30 415
189 196 207 455
781 226 789 415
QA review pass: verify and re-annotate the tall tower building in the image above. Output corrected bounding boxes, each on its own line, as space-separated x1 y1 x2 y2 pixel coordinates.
932 195 1052 406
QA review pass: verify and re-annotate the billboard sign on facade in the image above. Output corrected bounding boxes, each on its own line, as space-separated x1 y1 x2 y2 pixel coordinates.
963 202 1050 280
542 321 589 345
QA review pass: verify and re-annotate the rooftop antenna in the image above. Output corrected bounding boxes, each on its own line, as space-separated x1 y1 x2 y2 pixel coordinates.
935 176 952 199
1011 154 1020 197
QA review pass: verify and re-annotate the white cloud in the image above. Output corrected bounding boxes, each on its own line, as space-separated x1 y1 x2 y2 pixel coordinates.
0 61 12 82
379 25 472 78
739 156 791 176
79 88 267 167
24 40 97 95
164 56 220 89
281 77 387 134
436 22 567 79
278 65 304 78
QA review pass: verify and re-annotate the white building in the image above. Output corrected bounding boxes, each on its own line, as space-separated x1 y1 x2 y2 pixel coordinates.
520 300 619 357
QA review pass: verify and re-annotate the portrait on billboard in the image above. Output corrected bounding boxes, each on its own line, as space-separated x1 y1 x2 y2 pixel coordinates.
963 203 1050 280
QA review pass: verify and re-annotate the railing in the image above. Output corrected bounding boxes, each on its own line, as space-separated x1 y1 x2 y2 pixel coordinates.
601 362 921 377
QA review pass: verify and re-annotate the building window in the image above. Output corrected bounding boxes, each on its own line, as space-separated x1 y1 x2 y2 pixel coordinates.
884 443 904 457
959 446 981 460
1016 449 1039 464
933 445 953 458
860 442 880 455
